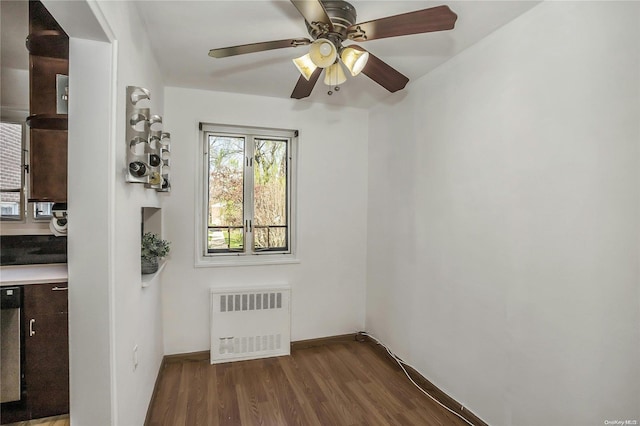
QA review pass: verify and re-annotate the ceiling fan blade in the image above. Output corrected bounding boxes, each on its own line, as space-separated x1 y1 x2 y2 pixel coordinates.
347 5 457 42
209 38 311 58
290 0 333 33
291 67 323 99
351 45 408 93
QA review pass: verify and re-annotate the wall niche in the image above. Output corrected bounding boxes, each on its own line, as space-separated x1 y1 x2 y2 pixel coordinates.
140 207 166 287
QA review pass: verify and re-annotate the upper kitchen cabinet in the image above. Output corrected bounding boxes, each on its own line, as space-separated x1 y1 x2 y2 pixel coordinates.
28 128 67 202
26 1 68 202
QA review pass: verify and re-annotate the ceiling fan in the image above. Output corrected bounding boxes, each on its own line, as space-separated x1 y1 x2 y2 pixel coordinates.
208 0 458 99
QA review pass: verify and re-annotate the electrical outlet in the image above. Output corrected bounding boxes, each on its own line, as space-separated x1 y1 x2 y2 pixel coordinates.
133 345 139 370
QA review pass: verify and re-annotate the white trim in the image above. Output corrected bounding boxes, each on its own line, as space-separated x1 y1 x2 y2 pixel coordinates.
88 3 118 420
200 123 295 139
106 38 119 426
80 1 118 420
195 254 300 268
85 0 116 41
75 1 118 422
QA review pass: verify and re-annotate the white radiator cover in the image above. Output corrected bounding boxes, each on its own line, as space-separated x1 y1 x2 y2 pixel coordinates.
210 284 291 364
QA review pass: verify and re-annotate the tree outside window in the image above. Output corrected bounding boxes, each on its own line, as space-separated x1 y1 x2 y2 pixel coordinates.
205 126 293 257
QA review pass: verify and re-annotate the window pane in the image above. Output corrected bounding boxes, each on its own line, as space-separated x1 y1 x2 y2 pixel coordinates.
253 138 287 251
207 135 244 252
0 122 23 220
0 192 21 219
34 202 54 219
208 227 243 251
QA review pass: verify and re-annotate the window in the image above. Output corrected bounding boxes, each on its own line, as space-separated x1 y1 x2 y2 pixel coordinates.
199 124 297 265
1 122 25 221
0 121 54 222
34 202 53 220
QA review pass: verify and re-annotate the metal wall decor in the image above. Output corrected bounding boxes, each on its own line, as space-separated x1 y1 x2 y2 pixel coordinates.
125 86 171 192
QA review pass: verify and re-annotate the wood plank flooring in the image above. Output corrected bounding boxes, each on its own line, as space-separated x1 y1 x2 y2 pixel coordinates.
146 340 468 426
3 414 69 426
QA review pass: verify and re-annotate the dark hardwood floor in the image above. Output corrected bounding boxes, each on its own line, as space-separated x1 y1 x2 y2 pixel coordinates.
146 339 468 426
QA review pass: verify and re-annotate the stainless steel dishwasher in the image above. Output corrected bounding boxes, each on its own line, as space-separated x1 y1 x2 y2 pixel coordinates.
1 286 22 403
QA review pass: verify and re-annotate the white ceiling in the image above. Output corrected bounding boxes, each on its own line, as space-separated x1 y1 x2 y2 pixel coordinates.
136 0 541 109
1 1 542 110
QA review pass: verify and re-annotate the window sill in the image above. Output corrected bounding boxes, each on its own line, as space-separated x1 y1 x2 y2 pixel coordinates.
195 254 299 268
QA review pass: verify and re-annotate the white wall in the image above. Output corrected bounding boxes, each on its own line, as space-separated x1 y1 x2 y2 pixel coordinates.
67 37 113 426
40 0 116 423
95 2 167 425
366 2 640 426
162 88 368 354
65 2 167 425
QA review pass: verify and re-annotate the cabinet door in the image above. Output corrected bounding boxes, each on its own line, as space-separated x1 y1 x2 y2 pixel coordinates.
30 55 68 116
27 0 69 203
23 283 69 419
28 128 67 202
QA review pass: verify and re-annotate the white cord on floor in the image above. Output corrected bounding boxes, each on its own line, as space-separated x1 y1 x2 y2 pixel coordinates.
358 332 475 426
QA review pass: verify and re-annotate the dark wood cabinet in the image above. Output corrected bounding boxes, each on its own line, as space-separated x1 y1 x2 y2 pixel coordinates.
29 55 68 116
27 1 69 203
23 283 69 419
28 129 67 202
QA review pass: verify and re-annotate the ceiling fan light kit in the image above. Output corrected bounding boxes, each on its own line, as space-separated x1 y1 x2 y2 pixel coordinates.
209 0 458 99
292 53 318 81
324 61 347 86
308 38 338 68
340 46 369 77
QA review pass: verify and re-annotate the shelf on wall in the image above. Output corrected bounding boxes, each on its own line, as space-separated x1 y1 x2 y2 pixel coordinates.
27 114 68 130
141 259 167 288
26 30 69 58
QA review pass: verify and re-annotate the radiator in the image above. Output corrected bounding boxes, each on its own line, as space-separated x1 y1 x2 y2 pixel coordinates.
210 284 291 364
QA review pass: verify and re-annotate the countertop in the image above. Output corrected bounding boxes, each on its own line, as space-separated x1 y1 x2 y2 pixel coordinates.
0 263 68 286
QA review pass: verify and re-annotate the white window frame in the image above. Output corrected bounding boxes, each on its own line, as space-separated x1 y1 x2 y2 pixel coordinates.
195 123 299 267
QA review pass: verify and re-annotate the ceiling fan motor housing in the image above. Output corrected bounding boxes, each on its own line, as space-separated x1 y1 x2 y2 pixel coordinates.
209 1 458 99
306 0 357 41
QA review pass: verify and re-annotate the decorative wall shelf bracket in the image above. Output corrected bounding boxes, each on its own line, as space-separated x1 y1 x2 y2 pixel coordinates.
125 86 171 192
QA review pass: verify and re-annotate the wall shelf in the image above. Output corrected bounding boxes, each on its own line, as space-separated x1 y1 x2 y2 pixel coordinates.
26 114 68 130
141 259 167 288
26 30 68 58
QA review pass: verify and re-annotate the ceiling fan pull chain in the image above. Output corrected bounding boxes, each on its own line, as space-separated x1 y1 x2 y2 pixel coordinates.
328 65 335 96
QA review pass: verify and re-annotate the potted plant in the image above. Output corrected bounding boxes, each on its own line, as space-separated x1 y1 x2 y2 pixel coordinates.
141 232 170 274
